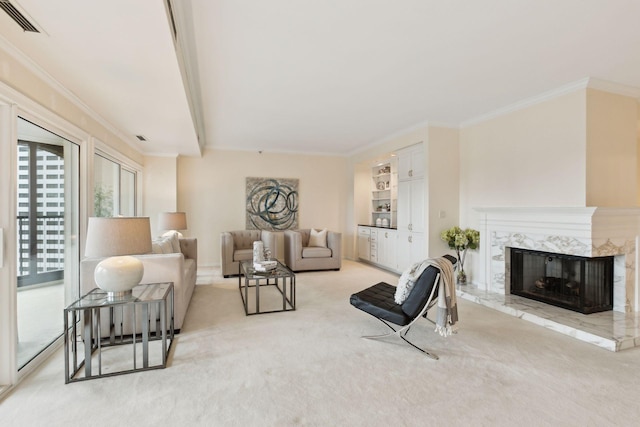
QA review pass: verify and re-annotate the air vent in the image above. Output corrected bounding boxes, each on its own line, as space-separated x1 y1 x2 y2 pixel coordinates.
135 135 147 142
0 0 39 33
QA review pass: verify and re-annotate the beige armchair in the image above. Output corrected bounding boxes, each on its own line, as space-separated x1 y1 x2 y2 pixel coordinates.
220 230 278 277
284 229 342 272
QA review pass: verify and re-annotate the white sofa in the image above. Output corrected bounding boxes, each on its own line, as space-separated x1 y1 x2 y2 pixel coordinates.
80 235 197 333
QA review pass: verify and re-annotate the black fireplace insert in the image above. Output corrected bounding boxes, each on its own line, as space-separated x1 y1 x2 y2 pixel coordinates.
509 248 613 314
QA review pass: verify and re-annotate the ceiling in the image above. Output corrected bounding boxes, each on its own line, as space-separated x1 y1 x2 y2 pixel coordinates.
1 1 640 158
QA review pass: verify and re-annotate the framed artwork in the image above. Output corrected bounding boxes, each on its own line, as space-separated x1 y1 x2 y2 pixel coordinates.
246 177 298 230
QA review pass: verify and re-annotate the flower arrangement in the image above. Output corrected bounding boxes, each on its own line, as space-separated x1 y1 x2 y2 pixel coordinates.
440 226 480 284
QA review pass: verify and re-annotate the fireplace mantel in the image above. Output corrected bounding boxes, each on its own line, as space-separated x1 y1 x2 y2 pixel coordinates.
475 207 640 313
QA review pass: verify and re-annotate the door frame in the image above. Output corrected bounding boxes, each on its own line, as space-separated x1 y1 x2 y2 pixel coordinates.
0 81 90 397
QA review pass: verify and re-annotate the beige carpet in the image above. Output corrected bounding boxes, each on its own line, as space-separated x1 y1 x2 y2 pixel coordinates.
1 260 639 426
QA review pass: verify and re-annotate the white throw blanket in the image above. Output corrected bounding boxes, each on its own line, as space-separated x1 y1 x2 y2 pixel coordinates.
394 257 458 337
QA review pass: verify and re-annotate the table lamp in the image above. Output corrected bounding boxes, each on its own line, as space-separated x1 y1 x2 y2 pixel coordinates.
158 211 187 237
85 217 152 300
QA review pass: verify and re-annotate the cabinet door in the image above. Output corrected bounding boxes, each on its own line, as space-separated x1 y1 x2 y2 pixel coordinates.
397 152 412 181
396 181 410 231
396 231 412 272
396 231 424 272
397 145 424 181
409 232 425 265
381 229 397 270
357 227 371 261
410 148 424 179
410 179 425 233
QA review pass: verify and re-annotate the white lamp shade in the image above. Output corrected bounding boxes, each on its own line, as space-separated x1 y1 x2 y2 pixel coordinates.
158 212 187 231
85 217 152 257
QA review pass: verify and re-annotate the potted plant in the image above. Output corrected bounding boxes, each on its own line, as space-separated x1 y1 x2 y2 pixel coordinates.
440 226 480 284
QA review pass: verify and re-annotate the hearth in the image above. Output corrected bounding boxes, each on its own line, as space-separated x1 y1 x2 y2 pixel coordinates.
509 248 613 314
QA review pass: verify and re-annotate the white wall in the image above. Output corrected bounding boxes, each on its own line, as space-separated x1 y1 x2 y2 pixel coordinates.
143 155 178 237
586 89 638 206
177 149 348 267
426 126 460 258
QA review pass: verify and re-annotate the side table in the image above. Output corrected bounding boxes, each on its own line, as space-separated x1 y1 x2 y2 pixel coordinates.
64 282 174 383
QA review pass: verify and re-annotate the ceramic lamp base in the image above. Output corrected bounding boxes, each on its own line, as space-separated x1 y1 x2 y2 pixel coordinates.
94 255 144 299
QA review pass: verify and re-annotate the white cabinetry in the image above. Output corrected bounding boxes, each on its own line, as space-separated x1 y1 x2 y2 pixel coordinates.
397 179 424 233
370 228 378 262
358 226 397 271
357 226 371 261
397 144 424 181
396 143 425 272
377 228 397 270
371 161 397 228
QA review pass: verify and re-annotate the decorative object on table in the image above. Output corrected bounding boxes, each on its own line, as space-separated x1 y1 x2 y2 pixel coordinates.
253 240 264 264
253 260 278 272
158 211 187 237
382 218 389 227
246 177 299 231
84 217 152 300
440 226 480 285
376 218 382 227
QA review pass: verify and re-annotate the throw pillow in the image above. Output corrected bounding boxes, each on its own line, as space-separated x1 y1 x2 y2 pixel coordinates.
308 228 328 247
166 230 182 253
151 241 163 254
157 237 173 254
394 268 415 304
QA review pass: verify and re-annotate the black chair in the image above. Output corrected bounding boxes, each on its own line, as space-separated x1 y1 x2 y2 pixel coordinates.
350 255 456 360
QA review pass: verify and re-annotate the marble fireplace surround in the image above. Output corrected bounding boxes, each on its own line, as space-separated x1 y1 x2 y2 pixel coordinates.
459 207 640 351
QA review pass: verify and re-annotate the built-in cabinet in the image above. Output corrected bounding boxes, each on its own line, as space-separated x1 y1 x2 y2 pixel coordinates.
370 160 397 228
358 142 424 274
358 225 397 271
396 144 425 272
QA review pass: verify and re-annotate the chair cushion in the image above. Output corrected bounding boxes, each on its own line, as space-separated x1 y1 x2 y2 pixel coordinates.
350 282 410 326
233 248 253 262
302 246 332 258
401 266 439 319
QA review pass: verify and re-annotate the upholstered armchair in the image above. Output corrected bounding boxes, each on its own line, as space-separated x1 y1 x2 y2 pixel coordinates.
220 230 278 277
283 229 342 272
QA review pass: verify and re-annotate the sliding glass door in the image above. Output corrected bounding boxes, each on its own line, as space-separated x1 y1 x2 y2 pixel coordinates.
16 118 79 369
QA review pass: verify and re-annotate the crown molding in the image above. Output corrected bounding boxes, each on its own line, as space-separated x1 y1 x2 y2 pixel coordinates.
460 78 591 128
461 77 640 129
0 34 144 155
586 77 640 98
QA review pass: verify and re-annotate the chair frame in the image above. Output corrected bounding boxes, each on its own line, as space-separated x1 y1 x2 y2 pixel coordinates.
360 273 441 359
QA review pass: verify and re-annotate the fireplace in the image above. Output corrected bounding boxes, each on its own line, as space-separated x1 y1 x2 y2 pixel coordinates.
475 207 640 313
509 248 614 314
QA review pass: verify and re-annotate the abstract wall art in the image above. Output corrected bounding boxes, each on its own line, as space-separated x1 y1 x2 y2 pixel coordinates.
246 177 299 230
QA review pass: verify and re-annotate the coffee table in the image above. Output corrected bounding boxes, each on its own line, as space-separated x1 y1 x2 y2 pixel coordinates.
238 260 296 315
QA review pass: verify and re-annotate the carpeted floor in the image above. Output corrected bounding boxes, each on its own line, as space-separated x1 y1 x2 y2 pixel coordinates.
1 260 639 426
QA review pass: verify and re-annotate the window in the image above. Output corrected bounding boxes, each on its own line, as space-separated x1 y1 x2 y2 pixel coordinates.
93 153 138 217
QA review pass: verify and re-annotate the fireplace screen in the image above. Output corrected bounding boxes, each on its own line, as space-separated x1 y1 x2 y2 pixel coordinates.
509 248 613 314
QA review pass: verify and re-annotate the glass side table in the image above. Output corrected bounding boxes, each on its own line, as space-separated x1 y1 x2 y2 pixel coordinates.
64 282 174 383
239 260 296 315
